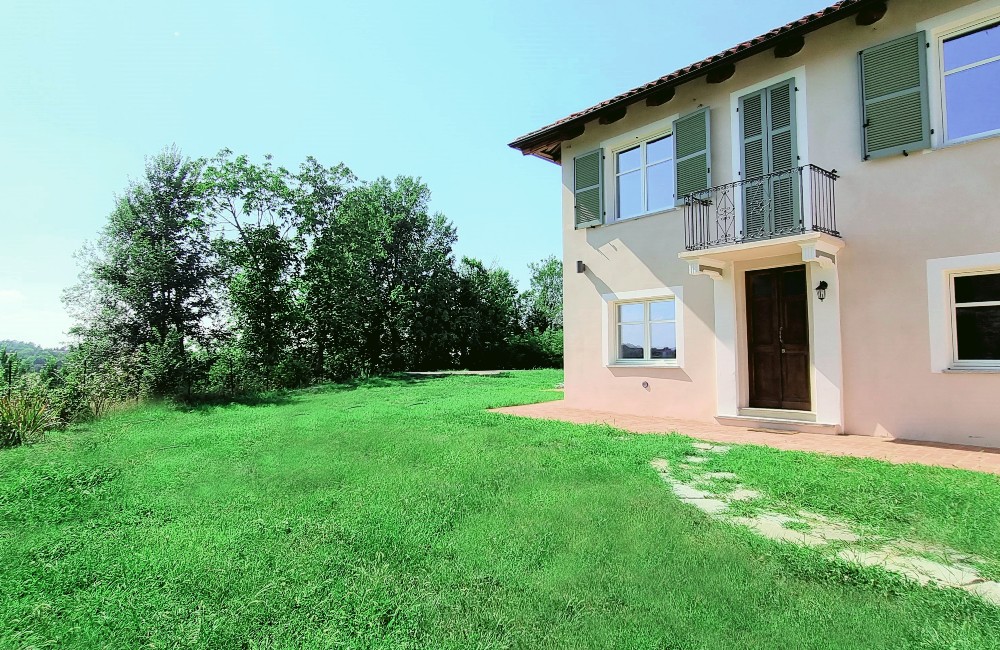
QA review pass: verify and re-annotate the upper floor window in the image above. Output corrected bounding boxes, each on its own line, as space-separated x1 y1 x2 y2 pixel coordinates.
942 20 1000 143
952 271 1000 366
614 134 674 220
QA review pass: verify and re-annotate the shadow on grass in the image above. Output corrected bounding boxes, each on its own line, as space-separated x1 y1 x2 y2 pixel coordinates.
171 371 502 414
176 391 299 414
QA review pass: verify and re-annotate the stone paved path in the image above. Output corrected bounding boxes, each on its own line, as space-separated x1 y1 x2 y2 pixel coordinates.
492 401 1000 475
650 445 1000 606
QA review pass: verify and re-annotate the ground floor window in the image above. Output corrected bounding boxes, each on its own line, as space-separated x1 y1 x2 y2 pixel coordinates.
952 270 1000 365
616 298 677 362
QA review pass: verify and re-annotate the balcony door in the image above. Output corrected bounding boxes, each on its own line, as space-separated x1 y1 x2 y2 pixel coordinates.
739 79 799 240
746 265 811 411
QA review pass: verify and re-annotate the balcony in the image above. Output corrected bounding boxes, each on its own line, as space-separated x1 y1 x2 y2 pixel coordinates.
683 164 840 252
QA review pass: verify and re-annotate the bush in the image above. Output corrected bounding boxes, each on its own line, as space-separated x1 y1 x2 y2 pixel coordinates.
507 329 563 369
0 391 59 447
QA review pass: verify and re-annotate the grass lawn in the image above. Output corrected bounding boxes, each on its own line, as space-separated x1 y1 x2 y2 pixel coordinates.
2 370 1000 649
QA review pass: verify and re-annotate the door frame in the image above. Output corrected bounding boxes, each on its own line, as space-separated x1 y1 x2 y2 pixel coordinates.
744 264 812 411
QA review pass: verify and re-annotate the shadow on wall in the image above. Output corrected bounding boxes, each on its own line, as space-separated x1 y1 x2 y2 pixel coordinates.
582 224 717 336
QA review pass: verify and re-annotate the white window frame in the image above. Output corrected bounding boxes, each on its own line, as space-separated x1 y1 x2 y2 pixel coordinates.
949 269 1000 368
601 287 684 368
938 15 1000 145
611 134 674 221
927 252 1000 372
922 2 1000 149
601 114 680 223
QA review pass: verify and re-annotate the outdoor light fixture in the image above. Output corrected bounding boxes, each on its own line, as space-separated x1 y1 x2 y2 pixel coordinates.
576 260 586 273
815 280 829 301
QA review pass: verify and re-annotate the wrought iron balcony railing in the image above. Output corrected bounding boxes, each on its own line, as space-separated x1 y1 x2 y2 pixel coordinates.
683 164 839 251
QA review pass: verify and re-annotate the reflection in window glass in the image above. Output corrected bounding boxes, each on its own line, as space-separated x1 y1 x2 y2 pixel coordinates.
614 134 675 219
944 23 1000 140
617 146 641 172
956 306 1000 360
646 135 673 163
616 299 678 362
649 300 675 321
953 272 1000 364
617 171 642 219
944 22 1000 71
650 323 677 359
646 162 674 213
619 302 645 323
619 323 645 359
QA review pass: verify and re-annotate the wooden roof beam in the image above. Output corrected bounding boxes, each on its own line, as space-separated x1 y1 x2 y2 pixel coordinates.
856 1 887 26
774 35 805 58
706 63 736 84
645 87 676 107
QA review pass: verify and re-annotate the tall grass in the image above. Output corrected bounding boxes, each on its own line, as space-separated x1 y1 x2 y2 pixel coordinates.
0 391 59 447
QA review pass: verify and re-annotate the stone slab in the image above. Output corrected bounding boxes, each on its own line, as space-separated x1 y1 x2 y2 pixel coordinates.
964 581 1000 605
684 497 728 515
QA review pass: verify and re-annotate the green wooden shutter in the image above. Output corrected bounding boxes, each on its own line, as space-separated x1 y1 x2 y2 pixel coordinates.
767 79 799 233
860 31 930 159
740 89 768 238
673 108 711 207
573 149 603 229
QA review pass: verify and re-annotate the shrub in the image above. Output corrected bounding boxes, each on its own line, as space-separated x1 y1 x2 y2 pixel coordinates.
0 391 59 447
507 329 563 369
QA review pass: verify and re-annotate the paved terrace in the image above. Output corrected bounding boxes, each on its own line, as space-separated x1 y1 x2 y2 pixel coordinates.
492 401 1000 476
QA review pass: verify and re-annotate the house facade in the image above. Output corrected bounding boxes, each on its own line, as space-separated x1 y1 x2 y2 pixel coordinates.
511 0 1000 447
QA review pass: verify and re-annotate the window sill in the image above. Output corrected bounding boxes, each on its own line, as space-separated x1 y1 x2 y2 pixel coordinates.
602 206 680 228
606 362 682 369
926 130 1000 154
943 367 1000 374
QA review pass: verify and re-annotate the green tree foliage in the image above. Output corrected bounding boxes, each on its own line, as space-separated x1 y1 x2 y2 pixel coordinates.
0 341 67 371
29 147 569 435
523 255 563 332
305 177 461 376
63 146 213 397
455 258 523 369
202 150 305 386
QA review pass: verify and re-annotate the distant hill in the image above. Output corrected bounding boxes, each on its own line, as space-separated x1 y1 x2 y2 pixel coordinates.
0 340 69 371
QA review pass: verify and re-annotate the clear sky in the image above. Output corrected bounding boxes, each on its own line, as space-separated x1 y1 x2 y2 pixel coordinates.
0 0 832 348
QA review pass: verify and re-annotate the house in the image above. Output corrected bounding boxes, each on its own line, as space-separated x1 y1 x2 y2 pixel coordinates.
510 0 1000 447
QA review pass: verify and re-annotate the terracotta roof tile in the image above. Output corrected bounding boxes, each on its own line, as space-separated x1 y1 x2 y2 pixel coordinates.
510 0 879 158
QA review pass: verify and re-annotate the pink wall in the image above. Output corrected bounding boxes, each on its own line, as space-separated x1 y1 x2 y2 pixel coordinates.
556 0 1000 446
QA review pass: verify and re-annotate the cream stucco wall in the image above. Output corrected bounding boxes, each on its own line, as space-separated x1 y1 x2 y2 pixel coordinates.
558 0 1000 446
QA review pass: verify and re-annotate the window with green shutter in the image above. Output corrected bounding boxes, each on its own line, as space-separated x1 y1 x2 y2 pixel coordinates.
860 32 931 159
739 78 799 239
672 108 711 206
573 149 603 229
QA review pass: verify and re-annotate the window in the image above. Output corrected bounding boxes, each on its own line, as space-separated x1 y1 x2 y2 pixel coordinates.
616 299 677 363
614 134 675 220
942 20 1000 142
952 271 1000 366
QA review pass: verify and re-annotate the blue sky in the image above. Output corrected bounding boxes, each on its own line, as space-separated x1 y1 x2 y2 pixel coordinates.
0 0 833 347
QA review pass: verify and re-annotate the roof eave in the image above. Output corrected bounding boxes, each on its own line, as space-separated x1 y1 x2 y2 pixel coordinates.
508 0 886 163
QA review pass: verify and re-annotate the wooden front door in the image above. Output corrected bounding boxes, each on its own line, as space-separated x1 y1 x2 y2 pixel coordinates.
746 265 811 411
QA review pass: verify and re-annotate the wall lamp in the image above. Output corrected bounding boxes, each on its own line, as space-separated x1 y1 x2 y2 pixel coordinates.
576 260 586 273
815 280 829 301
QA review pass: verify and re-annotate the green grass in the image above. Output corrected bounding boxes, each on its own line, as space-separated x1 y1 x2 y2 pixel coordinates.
2 370 999 649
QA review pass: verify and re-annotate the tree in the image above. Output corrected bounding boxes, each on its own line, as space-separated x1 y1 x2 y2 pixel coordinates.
524 255 563 332
296 156 355 379
64 146 214 396
455 257 522 369
305 176 460 376
202 150 305 386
